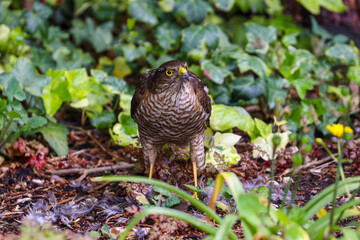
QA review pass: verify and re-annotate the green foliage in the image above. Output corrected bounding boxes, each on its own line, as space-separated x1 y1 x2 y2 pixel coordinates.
94 173 360 240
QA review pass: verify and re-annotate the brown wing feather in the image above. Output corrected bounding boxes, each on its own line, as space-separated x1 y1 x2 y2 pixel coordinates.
189 71 212 124
131 69 157 118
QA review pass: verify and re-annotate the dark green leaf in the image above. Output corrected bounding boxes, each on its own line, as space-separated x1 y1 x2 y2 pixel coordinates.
237 54 269 79
38 122 68 156
175 0 212 24
6 111 21 119
89 110 116 131
325 44 358 65
232 75 264 100
202 60 230 84
0 99 7 112
129 0 158 26
289 77 314 99
101 76 128 94
6 77 25 102
154 186 172 197
213 0 235 11
21 116 47 132
0 57 51 97
311 16 331 39
155 22 181 50
244 23 277 55
264 77 289 109
181 24 220 52
121 44 146 62
164 196 181 208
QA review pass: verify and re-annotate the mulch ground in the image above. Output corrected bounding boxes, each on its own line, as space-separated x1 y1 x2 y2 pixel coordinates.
0 126 359 239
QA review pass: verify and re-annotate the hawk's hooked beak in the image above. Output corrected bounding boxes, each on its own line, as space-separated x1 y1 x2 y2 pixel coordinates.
179 67 189 80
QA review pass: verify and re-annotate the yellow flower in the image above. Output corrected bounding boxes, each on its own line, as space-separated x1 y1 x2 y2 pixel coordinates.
345 126 353 133
326 124 344 138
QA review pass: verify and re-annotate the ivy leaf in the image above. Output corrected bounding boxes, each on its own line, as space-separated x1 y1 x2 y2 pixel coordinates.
235 0 266 13
297 0 320 14
155 22 181 51
117 113 138 137
319 0 346 13
6 77 25 102
89 110 116 132
325 44 358 65
232 75 264 100
129 0 158 26
347 66 360 86
121 44 146 62
289 77 314 99
264 77 289 109
30 47 56 73
175 0 212 24
210 104 254 132
311 16 331 39
254 118 272 139
38 122 69 156
0 57 51 97
244 23 277 55
181 24 220 52
0 24 10 52
43 69 71 116
163 196 181 208
21 116 47 132
237 54 269 79
201 60 230 84
113 56 132 78
65 68 91 99
212 0 235 11
0 99 7 112
92 24 113 53
101 76 127 95
110 123 139 147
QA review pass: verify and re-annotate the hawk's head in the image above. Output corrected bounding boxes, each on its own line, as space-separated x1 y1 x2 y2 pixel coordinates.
150 60 190 90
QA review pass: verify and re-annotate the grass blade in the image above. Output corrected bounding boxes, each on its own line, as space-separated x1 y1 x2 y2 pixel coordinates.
214 214 239 240
117 207 218 240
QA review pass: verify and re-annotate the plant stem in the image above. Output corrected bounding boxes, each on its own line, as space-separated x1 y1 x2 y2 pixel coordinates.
81 109 86 127
280 166 295 209
322 141 351 198
268 153 276 214
112 95 120 112
329 139 343 235
0 117 14 143
287 169 303 213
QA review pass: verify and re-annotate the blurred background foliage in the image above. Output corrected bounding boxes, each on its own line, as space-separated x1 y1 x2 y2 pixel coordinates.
0 0 359 158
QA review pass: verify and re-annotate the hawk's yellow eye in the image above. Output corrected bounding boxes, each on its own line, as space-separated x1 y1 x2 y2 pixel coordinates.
166 69 174 76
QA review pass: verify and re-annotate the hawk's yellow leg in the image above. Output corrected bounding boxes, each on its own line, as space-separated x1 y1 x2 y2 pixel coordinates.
193 162 199 199
149 164 154 179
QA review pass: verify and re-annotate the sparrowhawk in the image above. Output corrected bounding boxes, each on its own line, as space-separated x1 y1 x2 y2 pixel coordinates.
131 60 211 189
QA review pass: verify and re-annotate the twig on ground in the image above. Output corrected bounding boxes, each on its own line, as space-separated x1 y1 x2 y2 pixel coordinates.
49 162 135 182
66 125 125 160
48 149 87 162
281 154 338 176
